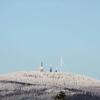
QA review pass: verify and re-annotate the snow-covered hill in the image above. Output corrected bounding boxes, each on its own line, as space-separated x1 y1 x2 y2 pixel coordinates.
0 71 100 100
0 71 100 87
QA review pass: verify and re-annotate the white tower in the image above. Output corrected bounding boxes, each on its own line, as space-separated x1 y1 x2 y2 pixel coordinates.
40 61 44 72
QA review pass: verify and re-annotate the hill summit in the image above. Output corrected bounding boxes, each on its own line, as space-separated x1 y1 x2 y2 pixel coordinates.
0 71 100 100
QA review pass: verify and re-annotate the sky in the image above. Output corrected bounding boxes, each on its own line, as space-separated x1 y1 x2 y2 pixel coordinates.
0 0 100 79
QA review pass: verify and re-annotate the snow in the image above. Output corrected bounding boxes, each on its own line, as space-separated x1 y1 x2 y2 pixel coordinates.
0 71 100 88
0 71 100 99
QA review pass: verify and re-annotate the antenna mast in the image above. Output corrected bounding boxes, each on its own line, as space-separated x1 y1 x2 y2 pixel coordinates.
60 56 63 72
40 61 44 72
60 56 63 68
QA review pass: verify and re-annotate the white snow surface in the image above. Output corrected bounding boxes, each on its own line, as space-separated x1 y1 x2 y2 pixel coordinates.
0 71 100 88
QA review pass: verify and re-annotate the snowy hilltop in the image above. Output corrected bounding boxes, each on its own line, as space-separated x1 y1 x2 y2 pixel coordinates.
0 71 100 100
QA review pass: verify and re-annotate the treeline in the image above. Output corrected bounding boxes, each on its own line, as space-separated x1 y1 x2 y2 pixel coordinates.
54 91 100 100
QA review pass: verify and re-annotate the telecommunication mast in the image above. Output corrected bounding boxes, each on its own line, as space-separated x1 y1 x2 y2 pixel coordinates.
40 61 44 72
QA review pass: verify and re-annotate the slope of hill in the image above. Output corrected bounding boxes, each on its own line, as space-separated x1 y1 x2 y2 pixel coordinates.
0 71 100 100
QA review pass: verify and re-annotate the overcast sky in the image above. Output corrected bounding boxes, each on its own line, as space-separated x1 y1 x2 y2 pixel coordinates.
0 0 100 79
